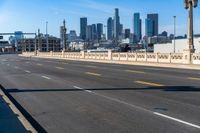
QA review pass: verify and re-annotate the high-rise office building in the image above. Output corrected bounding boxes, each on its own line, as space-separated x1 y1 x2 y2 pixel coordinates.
133 13 142 42
97 23 103 41
91 24 97 41
146 14 159 36
145 18 153 37
107 17 113 40
86 25 92 41
124 29 131 39
113 8 120 40
80 17 87 41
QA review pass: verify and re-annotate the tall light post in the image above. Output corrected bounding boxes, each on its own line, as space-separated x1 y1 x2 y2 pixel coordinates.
173 16 176 53
46 22 48 50
184 0 198 53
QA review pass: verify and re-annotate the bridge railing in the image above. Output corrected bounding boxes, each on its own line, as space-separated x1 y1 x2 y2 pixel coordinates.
22 51 200 65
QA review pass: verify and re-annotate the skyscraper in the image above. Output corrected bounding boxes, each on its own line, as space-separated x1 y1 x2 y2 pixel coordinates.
107 17 113 40
97 23 103 41
80 17 87 41
91 24 97 41
134 13 142 42
113 8 120 40
124 29 131 39
145 18 153 37
86 25 92 41
146 14 159 36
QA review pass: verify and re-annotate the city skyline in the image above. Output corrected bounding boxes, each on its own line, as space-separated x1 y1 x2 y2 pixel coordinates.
0 0 200 37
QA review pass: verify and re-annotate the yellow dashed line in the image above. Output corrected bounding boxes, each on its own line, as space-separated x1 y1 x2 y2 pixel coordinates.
125 70 146 74
188 77 200 81
85 65 97 68
135 81 164 87
85 72 101 76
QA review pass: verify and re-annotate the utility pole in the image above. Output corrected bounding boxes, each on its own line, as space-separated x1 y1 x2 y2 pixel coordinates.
63 19 67 51
46 21 49 52
173 16 176 53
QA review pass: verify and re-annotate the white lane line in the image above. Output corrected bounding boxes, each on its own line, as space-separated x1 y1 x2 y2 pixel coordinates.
14 66 19 69
25 70 31 73
73 86 92 93
56 67 64 70
7 64 10 66
41 76 51 80
37 63 43 66
73 86 200 129
154 112 200 129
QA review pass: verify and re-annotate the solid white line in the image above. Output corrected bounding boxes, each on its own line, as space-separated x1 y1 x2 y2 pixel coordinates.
14 66 19 69
154 112 200 129
41 76 51 80
73 86 92 93
73 86 84 90
85 90 92 93
37 63 43 66
56 67 64 70
25 70 31 73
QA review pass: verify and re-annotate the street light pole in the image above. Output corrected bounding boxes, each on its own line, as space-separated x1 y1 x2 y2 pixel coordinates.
46 21 49 52
183 0 198 64
173 16 176 53
185 0 198 53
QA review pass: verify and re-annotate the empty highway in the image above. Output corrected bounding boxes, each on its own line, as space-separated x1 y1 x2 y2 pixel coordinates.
0 54 200 133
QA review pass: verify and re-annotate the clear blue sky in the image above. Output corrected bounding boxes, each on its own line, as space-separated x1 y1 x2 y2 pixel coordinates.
0 0 200 37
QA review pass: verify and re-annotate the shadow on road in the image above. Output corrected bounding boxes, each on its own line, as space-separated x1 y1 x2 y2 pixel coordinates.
5 86 200 93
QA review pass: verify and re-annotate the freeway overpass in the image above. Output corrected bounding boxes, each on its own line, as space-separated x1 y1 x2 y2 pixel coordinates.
0 54 200 133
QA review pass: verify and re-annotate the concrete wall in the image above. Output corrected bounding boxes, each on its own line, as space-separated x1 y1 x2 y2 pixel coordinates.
22 51 200 65
154 38 200 53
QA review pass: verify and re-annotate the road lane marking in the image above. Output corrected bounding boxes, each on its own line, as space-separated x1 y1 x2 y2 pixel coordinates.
25 62 30 64
14 66 19 69
73 86 200 129
85 72 101 77
36 63 43 66
125 70 145 74
135 81 164 87
56 67 65 70
188 77 200 81
41 76 51 80
85 65 97 68
62 62 69 65
25 70 31 73
154 112 200 129
7 64 10 66
73 86 92 93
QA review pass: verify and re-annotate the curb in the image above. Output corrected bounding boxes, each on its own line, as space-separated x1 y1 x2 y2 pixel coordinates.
0 85 38 133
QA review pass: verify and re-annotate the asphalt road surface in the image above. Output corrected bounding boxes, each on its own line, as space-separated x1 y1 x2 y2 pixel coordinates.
0 54 200 133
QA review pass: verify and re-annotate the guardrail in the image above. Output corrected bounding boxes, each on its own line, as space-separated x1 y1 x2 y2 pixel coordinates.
22 51 200 65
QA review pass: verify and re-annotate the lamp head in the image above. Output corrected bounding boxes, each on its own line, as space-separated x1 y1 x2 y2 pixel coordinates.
184 0 189 9
193 0 198 8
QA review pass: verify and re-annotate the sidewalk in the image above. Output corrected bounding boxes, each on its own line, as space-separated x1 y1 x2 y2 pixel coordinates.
21 55 200 70
0 88 37 133
0 91 27 133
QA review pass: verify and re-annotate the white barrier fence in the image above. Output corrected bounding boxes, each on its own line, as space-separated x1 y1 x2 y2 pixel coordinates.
22 51 200 65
